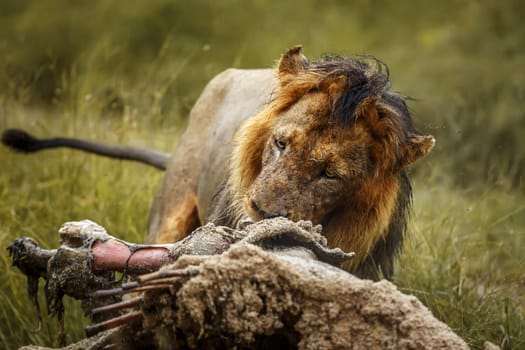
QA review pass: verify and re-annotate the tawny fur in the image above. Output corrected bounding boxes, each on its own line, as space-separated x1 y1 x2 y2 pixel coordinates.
2 47 434 280
146 46 434 280
221 46 434 277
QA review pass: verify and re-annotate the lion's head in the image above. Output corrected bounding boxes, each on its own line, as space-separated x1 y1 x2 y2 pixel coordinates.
227 46 434 278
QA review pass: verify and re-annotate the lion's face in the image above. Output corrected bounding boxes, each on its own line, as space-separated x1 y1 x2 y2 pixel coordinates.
244 92 372 226
228 46 435 275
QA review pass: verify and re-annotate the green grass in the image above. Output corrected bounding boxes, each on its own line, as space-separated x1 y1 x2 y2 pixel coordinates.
397 176 524 349
1 0 524 349
0 107 170 347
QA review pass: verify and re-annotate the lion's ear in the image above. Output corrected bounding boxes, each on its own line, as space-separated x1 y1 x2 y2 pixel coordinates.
357 98 435 170
399 134 435 168
277 45 310 84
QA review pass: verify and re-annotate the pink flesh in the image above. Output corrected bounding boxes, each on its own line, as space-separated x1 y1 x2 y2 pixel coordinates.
92 240 171 272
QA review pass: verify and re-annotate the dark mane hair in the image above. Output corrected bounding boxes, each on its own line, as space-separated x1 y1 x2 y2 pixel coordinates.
217 47 435 280
274 53 417 135
308 56 388 124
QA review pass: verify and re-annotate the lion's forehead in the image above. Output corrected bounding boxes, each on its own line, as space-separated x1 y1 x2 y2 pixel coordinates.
266 91 374 177
273 112 370 177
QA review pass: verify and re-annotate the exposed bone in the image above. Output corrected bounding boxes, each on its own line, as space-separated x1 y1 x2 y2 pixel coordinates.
80 243 471 349
9 218 479 349
84 310 143 337
90 296 143 317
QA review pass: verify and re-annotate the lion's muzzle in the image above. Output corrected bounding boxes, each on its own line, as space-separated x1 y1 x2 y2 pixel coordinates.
249 198 288 220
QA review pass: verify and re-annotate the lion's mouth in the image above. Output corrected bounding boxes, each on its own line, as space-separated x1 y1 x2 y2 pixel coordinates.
245 197 289 222
244 198 265 221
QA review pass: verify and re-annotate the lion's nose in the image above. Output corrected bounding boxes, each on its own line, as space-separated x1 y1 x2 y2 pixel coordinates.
251 199 287 219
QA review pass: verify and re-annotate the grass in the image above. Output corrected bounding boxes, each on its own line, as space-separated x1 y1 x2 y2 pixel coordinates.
398 176 524 349
1 0 524 349
0 107 169 347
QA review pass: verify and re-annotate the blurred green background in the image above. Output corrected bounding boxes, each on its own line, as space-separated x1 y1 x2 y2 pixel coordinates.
0 0 523 349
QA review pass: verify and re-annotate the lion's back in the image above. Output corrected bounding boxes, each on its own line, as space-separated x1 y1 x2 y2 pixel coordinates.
148 68 277 239
196 69 277 221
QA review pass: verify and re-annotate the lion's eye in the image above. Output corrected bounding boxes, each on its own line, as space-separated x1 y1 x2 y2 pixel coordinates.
323 168 338 179
274 138 286 150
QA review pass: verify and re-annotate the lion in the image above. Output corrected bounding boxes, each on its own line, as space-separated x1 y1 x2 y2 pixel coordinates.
2 46 434 280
